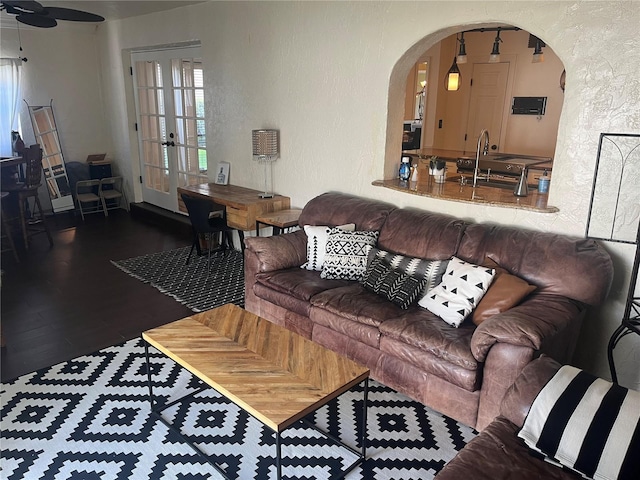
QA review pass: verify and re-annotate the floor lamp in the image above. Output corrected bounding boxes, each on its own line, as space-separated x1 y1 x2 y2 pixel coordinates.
252 129 279 198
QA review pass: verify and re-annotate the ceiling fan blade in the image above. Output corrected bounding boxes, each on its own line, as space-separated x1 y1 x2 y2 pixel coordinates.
3 1 44 14
41 6 104 22
17 12 56 27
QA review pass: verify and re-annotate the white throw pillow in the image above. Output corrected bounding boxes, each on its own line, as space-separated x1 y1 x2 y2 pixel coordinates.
418 256 495 327
301 223 355 271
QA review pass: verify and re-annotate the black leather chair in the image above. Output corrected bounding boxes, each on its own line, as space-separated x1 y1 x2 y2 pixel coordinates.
180 193 235 270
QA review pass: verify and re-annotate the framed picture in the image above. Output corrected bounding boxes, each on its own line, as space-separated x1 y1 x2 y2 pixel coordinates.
214 161 230 185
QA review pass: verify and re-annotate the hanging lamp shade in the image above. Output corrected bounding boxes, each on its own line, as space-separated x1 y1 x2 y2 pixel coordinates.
444 57 461 91
252 129 279 198
489 30 502 63
457 33 467 64
532 39 544 63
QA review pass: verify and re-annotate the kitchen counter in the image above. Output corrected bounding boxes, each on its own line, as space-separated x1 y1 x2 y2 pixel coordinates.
373 175 558 213
403 148 554 171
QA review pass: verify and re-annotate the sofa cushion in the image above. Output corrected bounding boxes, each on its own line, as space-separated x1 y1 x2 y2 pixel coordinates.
419 257 495 327
456 223 613 306
300 223 355 271
298 191 395 231
253 282 315 317
379 309 478 371
311 283 406 347
321 229 379 281
361 256 428 309
518 365 640 480
256 268 351 302
377 208 465 260
471 257 537 326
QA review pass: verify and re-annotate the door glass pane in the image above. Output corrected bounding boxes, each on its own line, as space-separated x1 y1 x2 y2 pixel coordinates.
177 145 187 171
171 59 182 87
174 90 184 117
182 60 194 88
172 56 207 186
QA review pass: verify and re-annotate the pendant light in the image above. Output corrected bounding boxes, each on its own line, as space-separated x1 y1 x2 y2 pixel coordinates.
489 29 502 63
532 38 544 63
456 32 467 64
444 57 461 91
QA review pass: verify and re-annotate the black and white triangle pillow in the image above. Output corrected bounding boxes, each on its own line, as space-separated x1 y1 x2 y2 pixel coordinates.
418 256 495 327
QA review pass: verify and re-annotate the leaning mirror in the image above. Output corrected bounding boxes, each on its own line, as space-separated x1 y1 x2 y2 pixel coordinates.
27 101 74 213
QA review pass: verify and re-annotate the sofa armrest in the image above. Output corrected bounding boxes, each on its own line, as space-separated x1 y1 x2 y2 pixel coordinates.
244 230 308 272
470 293 584 364
500 355 561 428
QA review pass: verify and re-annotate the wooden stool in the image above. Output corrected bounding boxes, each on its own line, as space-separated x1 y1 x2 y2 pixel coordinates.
1 191 20 262
2 144 53 250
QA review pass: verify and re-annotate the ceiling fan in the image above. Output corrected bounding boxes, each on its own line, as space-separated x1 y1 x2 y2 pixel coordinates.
1 1 104 28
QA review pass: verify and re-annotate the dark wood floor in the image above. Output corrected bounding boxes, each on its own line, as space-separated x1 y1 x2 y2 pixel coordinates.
1 209 195 382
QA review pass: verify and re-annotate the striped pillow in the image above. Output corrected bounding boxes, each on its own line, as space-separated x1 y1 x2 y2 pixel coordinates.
518 365 640 480
368 248 449 296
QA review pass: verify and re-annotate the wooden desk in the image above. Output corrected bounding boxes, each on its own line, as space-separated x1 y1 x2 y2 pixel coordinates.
177 183 291 248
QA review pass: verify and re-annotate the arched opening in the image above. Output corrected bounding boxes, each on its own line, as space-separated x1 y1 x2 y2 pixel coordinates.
384 23 565 202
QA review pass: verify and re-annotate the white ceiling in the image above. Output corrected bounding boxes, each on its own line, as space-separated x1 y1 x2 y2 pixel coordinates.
39 1 207 20
1 1 207 29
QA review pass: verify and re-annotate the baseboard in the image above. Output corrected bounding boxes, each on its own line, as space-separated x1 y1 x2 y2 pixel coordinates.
129 202 191 237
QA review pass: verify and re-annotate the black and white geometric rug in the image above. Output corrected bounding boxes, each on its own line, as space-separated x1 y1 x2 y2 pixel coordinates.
1 338 476 479
111 246 245 312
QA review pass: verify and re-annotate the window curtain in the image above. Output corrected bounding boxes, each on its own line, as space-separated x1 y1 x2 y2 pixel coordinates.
0 58 23 157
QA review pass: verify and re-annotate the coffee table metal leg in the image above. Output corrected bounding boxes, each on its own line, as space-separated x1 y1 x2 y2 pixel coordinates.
361 377 369 458
144 342 156 409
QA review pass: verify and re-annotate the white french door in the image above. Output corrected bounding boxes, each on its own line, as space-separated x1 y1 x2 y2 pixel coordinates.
131 47 208 212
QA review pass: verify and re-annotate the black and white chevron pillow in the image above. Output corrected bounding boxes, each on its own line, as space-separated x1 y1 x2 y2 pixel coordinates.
368 248 449 296
518 365 640 480
361 256 428 309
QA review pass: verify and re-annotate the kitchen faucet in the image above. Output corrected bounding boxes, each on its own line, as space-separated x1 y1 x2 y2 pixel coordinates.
473 129 490 188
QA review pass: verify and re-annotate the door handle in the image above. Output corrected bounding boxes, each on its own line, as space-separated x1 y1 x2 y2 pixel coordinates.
491 144 498 150
161 140 175 147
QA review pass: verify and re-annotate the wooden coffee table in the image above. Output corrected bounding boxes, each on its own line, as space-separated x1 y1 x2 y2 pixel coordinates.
142 303 369 479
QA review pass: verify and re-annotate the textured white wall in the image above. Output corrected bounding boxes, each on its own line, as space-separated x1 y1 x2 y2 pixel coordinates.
2 1 638 388
0 25 109 164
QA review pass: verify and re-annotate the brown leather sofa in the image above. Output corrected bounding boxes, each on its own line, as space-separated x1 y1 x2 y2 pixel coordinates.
243 192 613 431
435 355 578 479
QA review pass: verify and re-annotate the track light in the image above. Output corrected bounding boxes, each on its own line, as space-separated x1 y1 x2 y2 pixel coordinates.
456 32 467 64
444 57 461 91
532 38 544 63
489 30 502 63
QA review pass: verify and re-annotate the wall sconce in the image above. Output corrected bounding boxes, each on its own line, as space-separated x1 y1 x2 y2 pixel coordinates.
252 129 279 198
456 32 467 64
444 57 461 91
488 29 502 63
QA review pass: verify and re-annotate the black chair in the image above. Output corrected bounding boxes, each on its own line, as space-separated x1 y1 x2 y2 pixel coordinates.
181 193 235 270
